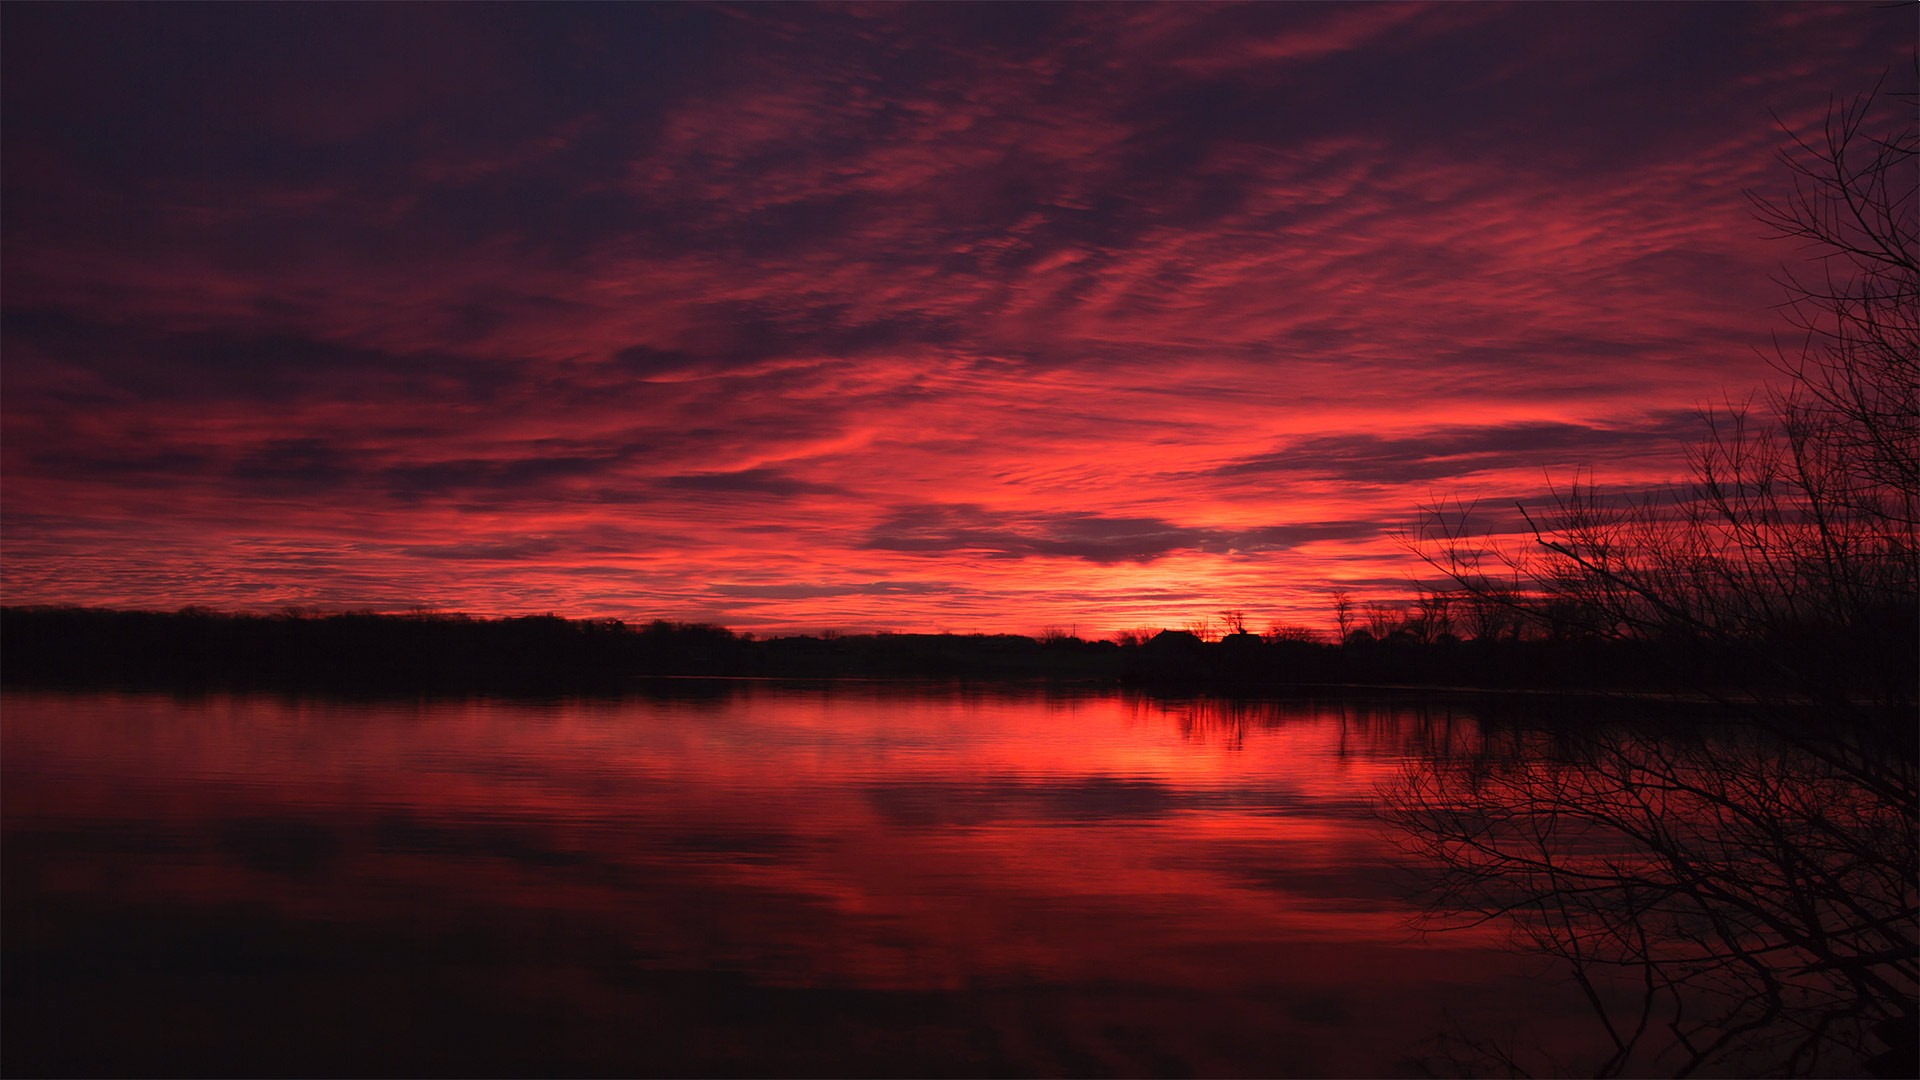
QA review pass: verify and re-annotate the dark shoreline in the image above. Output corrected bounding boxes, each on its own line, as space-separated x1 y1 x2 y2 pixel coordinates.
2 604 1860 706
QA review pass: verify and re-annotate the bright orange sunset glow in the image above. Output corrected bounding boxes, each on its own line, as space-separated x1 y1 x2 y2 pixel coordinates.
1 3 1908 634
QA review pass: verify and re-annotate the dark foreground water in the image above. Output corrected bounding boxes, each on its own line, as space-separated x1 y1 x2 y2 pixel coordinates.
3 684 1613 1077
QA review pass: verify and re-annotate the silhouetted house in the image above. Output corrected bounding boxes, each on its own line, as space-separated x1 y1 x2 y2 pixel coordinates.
1130 629 1210 684
1216 629 1268 682
1145 629 1204 651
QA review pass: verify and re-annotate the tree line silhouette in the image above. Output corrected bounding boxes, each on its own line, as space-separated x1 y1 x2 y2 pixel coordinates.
0 605 1113 692
4 591 1892 699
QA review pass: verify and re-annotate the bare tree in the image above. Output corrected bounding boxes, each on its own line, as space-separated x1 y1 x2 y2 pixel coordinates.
1183 615 1219 642
1333 588 1356 643
1751 80 1919 528
1459 576 1524 642
1364 601 1396 642
1386 710 1916 1077
1411 586 1456 645
1392 86 1918 1077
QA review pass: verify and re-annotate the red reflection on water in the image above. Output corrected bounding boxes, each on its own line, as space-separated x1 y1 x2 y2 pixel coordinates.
3 686 1599 1076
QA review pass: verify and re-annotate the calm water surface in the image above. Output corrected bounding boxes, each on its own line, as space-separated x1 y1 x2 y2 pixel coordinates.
3 684 1607 1076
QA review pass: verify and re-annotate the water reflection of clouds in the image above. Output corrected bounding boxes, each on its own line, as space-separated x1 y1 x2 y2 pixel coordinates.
4 686 1603 1075
864 775 1182 826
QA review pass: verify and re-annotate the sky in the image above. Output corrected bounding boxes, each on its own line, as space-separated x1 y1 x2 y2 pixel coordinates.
2 2 1910 637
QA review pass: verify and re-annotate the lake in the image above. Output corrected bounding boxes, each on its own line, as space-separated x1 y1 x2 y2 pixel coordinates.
3 684 1615 1076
